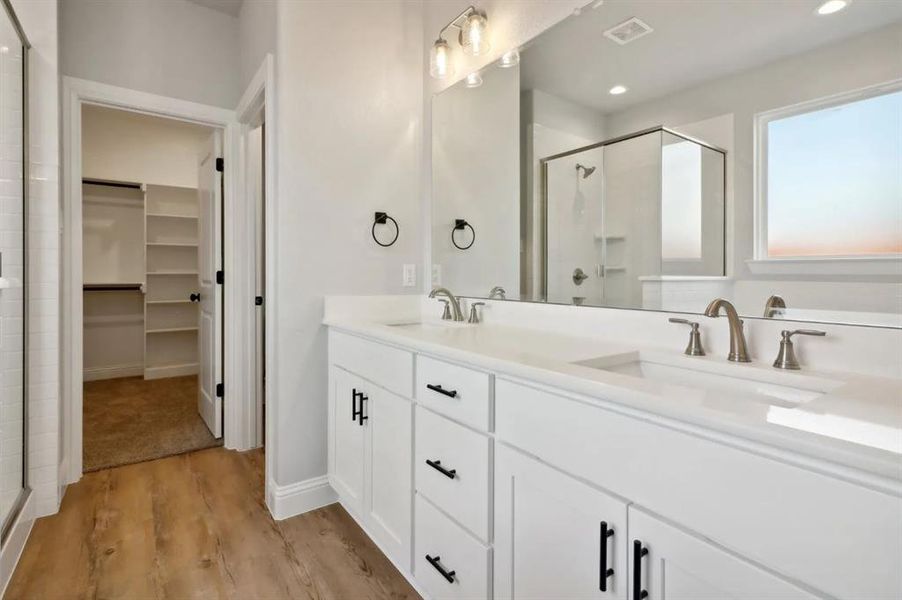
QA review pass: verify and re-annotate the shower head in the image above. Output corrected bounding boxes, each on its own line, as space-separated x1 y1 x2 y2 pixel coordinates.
576 163 596 178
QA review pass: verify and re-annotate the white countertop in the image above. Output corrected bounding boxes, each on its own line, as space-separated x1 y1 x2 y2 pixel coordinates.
324 316 902 490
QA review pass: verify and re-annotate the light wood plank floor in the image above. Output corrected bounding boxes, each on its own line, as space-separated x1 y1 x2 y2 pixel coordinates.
6 448 420 600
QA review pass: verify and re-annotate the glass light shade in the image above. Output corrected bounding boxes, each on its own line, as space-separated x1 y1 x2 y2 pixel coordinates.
460 11 491 56
430 38 454 79
465 72 483 88
499 49 520 68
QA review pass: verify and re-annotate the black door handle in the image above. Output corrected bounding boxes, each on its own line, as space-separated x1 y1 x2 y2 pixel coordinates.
189 292 201 302
426 383 457 398
425 459 457 479
352 388 362 422
357 394 368 426
425 555 456 583
633 540 648 599
600 521 614 591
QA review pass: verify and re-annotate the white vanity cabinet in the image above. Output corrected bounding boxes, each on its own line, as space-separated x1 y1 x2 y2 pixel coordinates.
326 327 901 600
328 331 414 571
494 444 629 600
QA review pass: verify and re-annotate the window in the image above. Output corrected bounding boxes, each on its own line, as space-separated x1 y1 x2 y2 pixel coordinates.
758 85 902 260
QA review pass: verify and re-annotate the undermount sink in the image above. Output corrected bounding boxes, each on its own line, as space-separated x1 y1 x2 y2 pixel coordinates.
575 353 843 406
386 320 474 330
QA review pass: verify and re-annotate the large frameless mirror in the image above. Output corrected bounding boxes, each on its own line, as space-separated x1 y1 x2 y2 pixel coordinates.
0 0 29 540
431 0 902 328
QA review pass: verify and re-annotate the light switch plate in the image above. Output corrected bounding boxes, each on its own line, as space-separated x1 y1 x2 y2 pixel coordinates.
402 264 416 287
432 264 442 286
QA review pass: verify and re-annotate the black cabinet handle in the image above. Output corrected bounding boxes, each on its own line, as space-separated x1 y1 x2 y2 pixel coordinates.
600 521 614 591
425 459 457 479
189 292 200 302
352 388 362 421
357 394 368 426
426 384 458 398
633 540 648 599
425 554 456 583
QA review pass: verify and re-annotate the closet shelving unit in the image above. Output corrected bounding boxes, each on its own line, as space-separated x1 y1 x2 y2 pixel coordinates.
144 185 200 380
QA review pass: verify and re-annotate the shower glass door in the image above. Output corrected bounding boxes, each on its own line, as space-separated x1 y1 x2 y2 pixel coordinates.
0 0 29 539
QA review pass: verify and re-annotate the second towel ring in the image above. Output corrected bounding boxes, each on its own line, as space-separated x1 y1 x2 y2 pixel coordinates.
372 211 399 247
452 219 475 250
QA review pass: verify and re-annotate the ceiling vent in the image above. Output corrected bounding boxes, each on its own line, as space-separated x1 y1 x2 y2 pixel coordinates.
603 17 653 45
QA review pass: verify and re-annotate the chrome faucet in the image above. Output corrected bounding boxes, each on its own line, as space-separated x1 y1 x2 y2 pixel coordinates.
429 287 465 322
704 298 751 363
489 286 506 300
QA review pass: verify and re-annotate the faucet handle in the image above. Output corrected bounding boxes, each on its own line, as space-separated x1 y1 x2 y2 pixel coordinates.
468 302 485 324
437 299 452 321
669 318 705 356
773 329 826 370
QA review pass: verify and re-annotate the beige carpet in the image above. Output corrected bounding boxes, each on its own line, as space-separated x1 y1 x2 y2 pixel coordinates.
83 376 221 472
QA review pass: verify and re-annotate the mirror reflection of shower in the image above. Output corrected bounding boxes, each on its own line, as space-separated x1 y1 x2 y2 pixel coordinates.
576 163 596 178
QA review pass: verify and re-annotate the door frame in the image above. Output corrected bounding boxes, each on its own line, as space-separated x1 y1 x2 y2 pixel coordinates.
235 54 277 511
60 76 257 485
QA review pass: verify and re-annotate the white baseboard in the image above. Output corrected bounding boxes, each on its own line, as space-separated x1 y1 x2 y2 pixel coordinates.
267 475 337 521
83 363 144 381
0 492 34 597
143 362 199 380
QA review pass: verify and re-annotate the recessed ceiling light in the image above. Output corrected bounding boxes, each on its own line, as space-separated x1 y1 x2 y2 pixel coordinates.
816 0 849 15
609 85 628 95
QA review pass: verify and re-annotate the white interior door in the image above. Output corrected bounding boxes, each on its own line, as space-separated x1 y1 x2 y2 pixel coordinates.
198 131 223 438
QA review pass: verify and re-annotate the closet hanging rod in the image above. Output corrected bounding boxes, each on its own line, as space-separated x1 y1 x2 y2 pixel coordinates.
82 178 142 190
83 283 143 292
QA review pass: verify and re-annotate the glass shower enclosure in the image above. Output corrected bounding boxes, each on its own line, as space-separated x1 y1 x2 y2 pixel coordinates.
539 127 726 307
0 0 30 541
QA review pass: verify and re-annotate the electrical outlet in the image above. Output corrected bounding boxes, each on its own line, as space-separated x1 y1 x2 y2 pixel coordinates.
432 264 442 285
402 264 416 287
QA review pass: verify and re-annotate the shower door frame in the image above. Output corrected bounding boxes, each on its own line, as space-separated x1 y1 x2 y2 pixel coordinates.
537 125 727 304
0 0 31 545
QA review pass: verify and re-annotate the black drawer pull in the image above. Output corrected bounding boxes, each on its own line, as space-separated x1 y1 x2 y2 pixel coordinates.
351 388 362 421
357 394 368 426
425 459 457 479
425 554 456 583
633 540 648 599
599 521 614 591
426 383 458 398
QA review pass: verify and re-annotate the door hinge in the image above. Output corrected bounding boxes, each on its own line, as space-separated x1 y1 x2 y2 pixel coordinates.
216 270 224 284
215 157 224 172
255 296 264 306
216 383 224 397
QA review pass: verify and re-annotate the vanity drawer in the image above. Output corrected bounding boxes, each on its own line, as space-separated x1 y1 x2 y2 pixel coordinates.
329 330 413 398
415 494 491 600
416 355 491 431
415 406 491 541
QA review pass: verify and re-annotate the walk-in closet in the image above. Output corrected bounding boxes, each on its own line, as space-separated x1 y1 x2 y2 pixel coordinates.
81 105 221 471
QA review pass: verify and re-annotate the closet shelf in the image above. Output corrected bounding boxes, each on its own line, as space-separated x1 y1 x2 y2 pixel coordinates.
147 271 198 276
146 242 199 248
146 212 199 220
146 299 193 305
146 326 199 334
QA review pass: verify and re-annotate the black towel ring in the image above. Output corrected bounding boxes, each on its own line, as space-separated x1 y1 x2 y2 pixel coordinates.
372 211 399 247
452 219 475 250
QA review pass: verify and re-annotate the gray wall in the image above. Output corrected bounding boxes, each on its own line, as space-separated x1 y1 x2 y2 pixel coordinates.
60 0 241 108
238 0 275 92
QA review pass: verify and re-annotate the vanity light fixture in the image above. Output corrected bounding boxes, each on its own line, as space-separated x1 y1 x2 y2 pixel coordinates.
609 85 628 95
429 5 491 79
499 49 520 68
816 0 849 14
465 72 484 88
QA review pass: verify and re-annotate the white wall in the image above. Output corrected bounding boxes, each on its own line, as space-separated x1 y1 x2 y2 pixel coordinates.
432 64 520 299
271 0 423 491
81 105 211 188
238 0 276 92
60 0 240 108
